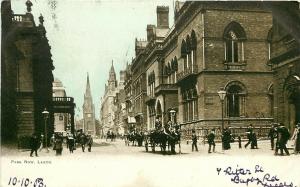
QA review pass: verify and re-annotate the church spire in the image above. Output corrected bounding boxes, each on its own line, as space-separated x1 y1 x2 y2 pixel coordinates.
109 60 116 82
85 72 92 98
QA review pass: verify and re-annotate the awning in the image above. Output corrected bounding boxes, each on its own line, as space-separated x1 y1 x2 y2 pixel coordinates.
127 116 136 124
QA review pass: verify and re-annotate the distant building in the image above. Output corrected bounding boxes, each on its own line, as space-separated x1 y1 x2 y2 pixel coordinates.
100 62 118 133
1 0 54 143
83 73 96 135
52 78 69 132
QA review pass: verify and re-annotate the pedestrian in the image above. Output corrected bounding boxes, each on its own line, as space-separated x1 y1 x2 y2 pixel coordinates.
291 123 300 154
222 128 232 150
38 134 44 152
87 135 93 152
191 130 198 152
30 133 40 157
111 132 114 142
207 129 216 153
251 132 258 149
244 125 253 149
106 131 110 142
67 134 75 153
275 124 290 156
268 124 277 150
54 134 63 156
80 133 86 152
238 135 242 149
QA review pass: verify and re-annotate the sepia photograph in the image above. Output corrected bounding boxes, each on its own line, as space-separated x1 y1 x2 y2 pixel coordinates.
1 0 300 186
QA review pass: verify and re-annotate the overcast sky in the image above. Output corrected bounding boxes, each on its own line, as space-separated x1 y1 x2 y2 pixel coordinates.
11 0 175 119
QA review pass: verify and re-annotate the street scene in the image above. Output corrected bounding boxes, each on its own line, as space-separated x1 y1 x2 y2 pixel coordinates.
1 0 300 157
1 1 300 186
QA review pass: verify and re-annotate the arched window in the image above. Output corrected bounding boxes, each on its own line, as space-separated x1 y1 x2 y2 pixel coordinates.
268 84 274 117
223 22 246 63
191 30 197 68
225 81 247 117
186 35 192 68
227 85 242 117
181 40 187 70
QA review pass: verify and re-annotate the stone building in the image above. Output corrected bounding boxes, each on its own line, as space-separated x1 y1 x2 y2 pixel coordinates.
100 62 118 133
120 2 283 138
123 63 136 133
171 2 275 137
268 2 300 130
82 73 96 135
144 6 179 129
52 78 69 132
113 70 126 135
1 0 54 143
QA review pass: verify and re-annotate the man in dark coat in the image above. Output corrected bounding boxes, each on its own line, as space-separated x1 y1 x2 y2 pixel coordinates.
222 128 232 150
251 132 258 149
207 129 216 153
268 124 277 150
191 130 198 152
67 134 75 153
78 133 86 152
275 124 290 156
54 134 63 156
30 133 40 157
244 125 253 148
87 135 93 152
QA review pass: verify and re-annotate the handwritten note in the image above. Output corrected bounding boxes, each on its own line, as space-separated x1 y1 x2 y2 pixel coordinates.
216 165 296 187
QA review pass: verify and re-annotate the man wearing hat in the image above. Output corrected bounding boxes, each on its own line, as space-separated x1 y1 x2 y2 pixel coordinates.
207 129 216 153
191 129 198 152
275 123 290 156
268 124 277 150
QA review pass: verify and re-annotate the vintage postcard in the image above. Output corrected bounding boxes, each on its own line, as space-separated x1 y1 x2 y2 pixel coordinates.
1 0 300 187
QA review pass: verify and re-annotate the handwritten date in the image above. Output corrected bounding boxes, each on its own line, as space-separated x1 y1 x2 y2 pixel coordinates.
8 177 46 187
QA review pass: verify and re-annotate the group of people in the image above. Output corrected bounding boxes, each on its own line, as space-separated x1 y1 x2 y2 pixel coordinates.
29 131 94 157
189 122 300 155
106 131 117 142
268 123 300 156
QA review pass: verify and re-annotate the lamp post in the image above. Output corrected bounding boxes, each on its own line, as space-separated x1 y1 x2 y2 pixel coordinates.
42 108 49 152
170 109 176 125
217 89 226 150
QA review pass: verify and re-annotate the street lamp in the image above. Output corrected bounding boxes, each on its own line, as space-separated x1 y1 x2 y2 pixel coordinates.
217 89 226 150
169 109 176 125
42 108 49 152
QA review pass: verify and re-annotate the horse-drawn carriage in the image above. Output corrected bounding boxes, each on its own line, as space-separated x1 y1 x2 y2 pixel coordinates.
144 124 181 154
125 131 144 146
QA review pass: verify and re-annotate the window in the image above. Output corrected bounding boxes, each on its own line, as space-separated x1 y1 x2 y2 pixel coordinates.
182 86 198 122
226 81 247 117
227 85 241 117
164 57 178 84
191 30 197 68
223 22 246 63
181 40 187 70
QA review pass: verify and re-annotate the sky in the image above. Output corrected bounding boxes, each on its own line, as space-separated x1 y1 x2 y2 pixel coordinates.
11 0 175 119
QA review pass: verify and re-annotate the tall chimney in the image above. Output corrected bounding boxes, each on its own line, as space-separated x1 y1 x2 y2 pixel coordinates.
157 6 169 28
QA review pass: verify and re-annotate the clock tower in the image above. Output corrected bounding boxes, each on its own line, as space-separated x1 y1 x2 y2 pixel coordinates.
83 73 96 135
